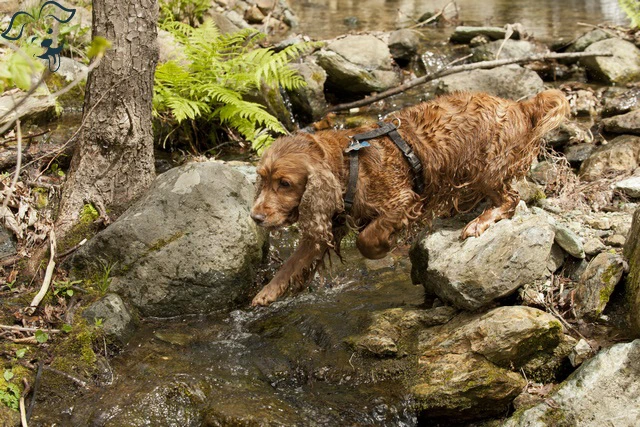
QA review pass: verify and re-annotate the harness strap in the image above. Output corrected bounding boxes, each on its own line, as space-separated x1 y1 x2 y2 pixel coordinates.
343 120 425 212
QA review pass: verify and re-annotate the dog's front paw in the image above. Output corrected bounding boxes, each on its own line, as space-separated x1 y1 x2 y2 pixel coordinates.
461 218 481 240
251 285 283 307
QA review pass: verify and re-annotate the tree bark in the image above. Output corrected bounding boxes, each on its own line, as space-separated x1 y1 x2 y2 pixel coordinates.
56 0 158 240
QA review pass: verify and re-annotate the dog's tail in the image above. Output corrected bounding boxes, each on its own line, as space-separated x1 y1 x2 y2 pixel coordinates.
519 89 570 144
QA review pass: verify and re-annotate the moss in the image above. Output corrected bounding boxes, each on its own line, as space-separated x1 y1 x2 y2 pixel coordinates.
50 318 100 374
32 187 49 209
540 406 573 427
311 72 324 83
147 231 184 253
80 204 99 224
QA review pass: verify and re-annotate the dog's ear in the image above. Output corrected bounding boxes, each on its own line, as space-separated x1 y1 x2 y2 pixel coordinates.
298 164 343 246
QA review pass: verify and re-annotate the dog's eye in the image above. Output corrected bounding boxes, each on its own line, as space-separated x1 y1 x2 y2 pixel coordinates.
279 180 291 188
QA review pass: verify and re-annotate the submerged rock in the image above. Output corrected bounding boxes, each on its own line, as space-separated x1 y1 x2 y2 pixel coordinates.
410 210 555 310
70 162 267 317
436 65 545 100
624 208 640 336
316 35 401 94
581 38 640 85
579 135 640 181
504 340 640 427
574 252 626 320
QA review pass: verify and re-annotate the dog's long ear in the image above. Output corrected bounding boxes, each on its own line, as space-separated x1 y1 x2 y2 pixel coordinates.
298 164 343 247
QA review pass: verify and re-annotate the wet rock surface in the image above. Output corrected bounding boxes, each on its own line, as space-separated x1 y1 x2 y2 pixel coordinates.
579 135 640 181
410 209 555 310
581 38 640 85
69 162 267 318
436 65 545 100
504 340 640 427
625 208 640 335
574 252 627 320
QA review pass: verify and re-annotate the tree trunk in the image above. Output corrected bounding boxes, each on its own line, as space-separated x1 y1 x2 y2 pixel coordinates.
56 0 158 244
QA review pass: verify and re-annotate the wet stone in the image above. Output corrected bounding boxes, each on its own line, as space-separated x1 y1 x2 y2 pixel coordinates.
574 252 626 320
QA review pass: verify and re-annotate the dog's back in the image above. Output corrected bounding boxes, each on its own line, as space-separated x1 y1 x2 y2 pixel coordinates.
399 90 569 215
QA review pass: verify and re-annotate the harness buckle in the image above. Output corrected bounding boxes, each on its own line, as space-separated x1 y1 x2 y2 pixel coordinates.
345 139 371 153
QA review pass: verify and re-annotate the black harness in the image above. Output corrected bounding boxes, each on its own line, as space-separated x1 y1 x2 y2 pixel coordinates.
343 120 424 212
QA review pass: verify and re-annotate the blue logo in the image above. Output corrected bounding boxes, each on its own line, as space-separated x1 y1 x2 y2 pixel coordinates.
1 1 76 72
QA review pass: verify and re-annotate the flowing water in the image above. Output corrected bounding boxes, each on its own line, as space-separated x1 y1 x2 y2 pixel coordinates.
289 0 629 42
33 1 633 425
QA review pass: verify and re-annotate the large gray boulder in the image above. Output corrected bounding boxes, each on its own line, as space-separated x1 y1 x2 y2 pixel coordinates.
410 210 555 310
625 209 640 336
579 135 640 181
435 65 544 100
315 35 401 94
504 340 640 427
70 162 267 317
581 38 640 85
287 59 328 121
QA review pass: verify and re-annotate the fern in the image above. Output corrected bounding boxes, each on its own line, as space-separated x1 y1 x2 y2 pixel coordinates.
154 20 316 152
619 0 640 27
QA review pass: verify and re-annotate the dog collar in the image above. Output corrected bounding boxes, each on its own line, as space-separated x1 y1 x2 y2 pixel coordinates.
343 120 424 212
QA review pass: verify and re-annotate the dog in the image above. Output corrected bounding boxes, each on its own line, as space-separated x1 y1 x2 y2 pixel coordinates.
250 90 570 306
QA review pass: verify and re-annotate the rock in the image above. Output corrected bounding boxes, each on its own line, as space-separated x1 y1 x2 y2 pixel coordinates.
70 162 267 317
624 208 640 336
568 29 612 52
616 176 640 198
56 57 88 82
410 211 555 310
581 38 640 85
286 59 328 121
224 10 251 29
0 226 16 260
82 294 135 344
568 89 600 116
244 5 265 23
450 26 520 44
565 258 589 282
579 135 640 181
414 306 568 422
471 39 542 62
436 65 545 100
0 0 19 14
568 338 594 367
554 225 586 259
504 340 640 427
548 243 566 272
349 306 458 357
0 88 57 128
603 110 640 135
605 234 627 247
548 121 594 149
583 237 606 256
316 35 401 95
157 29 188 65
388 29 420 61
564 143 595 165
602 87 640 117
529 160 558 186
256 0 275 13
574 252 626 320
514 179 545 204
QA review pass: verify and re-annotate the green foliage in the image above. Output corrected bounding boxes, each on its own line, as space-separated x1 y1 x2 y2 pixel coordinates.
619 0 640 27
53 279 82 298
34 329 49 344
15 348 27 359
0 44 44 92
94 260 115 295
160 0 210 26
62 324 73 333
79 204 99 224
0 371 20 411
87 36 112 59
154 20 313 152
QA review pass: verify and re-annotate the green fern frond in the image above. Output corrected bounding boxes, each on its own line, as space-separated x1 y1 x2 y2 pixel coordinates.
154 19 315 151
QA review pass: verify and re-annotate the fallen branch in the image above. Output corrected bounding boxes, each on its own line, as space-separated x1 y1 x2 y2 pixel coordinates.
0 140 75 171
43 366 88 389
0 325 61 333
19 378 30 427
27 230 56 314
328 51 613 112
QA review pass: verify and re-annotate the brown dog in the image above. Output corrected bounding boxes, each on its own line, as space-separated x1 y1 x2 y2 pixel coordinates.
250 90 569 306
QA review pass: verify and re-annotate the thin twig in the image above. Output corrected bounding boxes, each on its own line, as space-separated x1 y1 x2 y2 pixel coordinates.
328 51 613 112
0 325 62 333
19 378 30 427
1 130 50 145
27 230 56 314
43 366 89 388
56 238 87 260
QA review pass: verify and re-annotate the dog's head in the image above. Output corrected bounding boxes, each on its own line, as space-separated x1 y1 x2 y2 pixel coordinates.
251 134 343 242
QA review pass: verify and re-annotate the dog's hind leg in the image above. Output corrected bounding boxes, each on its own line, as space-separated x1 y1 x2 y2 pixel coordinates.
461 190 519 239
356 216 400 260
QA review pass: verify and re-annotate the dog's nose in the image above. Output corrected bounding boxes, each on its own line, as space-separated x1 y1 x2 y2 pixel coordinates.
251 213 266 225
